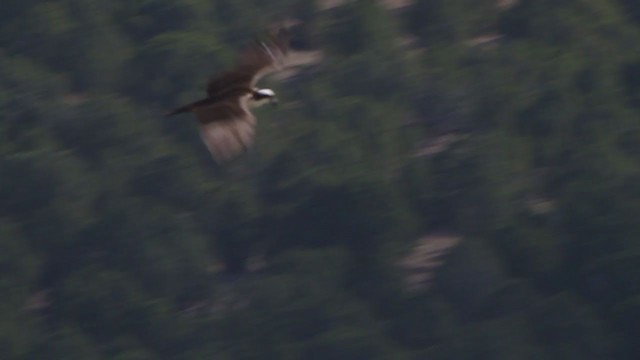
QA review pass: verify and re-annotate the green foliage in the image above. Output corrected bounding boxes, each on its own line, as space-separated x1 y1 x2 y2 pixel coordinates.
406 0 498 46
1 0 639 358
125 30 230 104
529 293 614 359
0 220 42 359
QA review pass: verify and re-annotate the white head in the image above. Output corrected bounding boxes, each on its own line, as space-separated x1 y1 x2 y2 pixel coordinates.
251 88 278 107
256 88 276 97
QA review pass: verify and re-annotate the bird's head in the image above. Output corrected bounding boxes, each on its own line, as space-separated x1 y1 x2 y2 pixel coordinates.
251 88 278 107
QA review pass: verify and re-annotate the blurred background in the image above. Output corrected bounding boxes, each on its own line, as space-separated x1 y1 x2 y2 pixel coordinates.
2 0 640 359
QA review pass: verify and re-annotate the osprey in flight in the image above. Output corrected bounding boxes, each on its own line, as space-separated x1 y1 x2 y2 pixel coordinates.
166 21 319 163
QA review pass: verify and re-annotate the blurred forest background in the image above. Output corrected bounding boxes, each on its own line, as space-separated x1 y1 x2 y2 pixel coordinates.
2 0 640 359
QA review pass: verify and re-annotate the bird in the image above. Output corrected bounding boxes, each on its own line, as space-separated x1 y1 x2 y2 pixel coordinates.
165 20 320 164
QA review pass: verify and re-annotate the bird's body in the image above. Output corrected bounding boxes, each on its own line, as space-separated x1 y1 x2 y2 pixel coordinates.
166 21 319 163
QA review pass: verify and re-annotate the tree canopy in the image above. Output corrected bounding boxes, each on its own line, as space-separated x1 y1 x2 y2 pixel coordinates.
1 0 639 358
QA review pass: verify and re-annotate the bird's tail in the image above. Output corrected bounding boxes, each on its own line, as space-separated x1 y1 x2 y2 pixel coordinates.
165 104 192 117
165 97 214 117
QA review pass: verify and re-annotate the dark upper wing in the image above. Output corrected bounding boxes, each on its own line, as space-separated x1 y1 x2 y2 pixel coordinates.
206 22 296 98
193 96 256 163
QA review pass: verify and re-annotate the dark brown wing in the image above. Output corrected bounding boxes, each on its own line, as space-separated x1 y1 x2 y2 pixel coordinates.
194 96 256 163
206 23 295 98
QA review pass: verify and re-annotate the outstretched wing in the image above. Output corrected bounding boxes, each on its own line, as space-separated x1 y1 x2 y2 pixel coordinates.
206 21 299 98
194 96 256 163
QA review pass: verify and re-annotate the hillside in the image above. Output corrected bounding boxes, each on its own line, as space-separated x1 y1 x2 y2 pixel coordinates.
1 0 640 359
